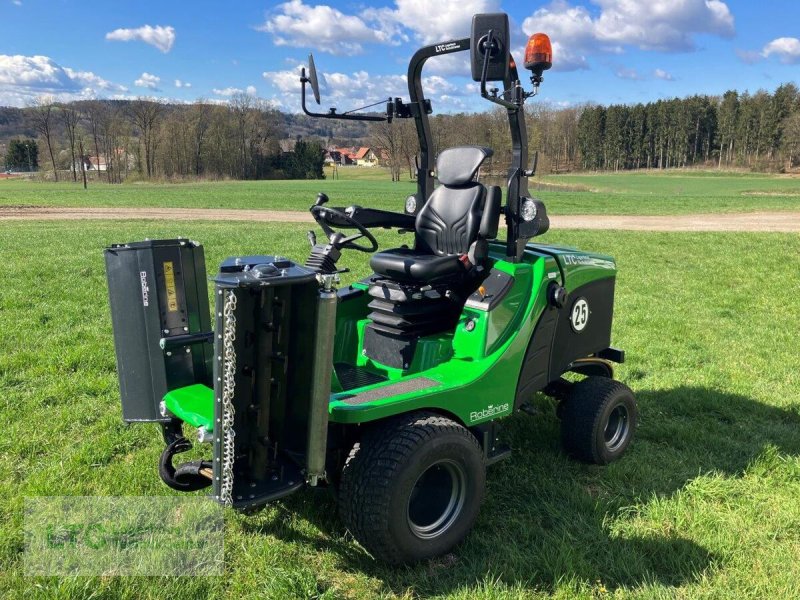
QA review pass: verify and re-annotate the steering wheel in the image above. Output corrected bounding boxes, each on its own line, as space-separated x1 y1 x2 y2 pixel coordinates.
310 204 378 253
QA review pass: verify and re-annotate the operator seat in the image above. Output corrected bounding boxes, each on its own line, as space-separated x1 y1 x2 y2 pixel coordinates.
364 146 502 350
369 146 501 283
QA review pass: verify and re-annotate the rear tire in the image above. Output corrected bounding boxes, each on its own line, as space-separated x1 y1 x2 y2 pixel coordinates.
338 412 485 564
560 376 637 464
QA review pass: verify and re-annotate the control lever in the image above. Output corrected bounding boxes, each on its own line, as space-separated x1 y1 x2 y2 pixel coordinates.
307 230 317 247
315 192 329 206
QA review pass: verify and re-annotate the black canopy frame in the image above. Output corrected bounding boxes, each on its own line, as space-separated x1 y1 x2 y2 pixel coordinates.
299 35 542 261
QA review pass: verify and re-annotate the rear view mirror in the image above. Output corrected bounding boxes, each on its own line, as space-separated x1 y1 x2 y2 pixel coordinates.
470 13 510 82
308 53 321 105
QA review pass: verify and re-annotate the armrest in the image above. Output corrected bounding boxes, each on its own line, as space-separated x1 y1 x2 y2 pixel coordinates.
480 186 502 239
346 206 416 230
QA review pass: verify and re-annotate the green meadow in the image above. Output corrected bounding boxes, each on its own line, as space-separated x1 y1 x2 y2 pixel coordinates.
2 168 800 214
1 210 798 598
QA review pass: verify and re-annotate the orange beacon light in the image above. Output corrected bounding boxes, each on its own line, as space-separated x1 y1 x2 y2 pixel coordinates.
524 33 553 77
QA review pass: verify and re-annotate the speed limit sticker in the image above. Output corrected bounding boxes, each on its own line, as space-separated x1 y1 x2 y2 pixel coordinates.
570 298 589 332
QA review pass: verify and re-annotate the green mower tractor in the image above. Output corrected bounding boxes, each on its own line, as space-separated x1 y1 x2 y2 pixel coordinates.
104 13 637 564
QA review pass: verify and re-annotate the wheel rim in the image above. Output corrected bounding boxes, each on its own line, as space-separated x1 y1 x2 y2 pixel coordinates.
604 403 630 452
406 459 466 540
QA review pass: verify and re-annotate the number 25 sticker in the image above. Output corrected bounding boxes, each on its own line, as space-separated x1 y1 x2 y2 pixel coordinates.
570 298 589 332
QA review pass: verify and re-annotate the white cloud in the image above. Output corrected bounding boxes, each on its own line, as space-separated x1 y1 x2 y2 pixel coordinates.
212 85 258 97
263 65 472 113
615 67 641 80
257 0 499 56
654 68 675 81
134 72 160 90
421 75 458 95
12 0 22 6
257 0 401 56
761 37 800 64
106 25 176 53
174 79 192 88
63 67 128 92
0 54 127 106
262 69 300 95
523 0 735 71
385 0 500 45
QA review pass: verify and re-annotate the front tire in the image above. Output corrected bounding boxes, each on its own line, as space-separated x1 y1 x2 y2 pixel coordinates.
338 412 485 564
561 377 637 464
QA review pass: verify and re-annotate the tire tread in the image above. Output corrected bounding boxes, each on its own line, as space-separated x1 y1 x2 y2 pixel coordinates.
338 411 482 563
561 377 636 464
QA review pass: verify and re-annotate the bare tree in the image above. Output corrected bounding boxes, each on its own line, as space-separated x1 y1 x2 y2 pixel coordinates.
60 104 80 182
84 101 106 181
371 120 403 181
30 96 59 181
781 113 800 169
229 93 254 179
189 101 212 176
127 99 164 178
398 119 418 180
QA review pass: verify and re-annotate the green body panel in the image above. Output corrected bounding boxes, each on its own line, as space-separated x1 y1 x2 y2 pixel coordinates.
162 243 618 434
527 243 617 291
163 383 215 431
328 242 618 427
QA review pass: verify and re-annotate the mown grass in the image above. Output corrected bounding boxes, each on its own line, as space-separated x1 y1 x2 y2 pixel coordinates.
1 220 798 599
2 169 800 214
544 170 800 214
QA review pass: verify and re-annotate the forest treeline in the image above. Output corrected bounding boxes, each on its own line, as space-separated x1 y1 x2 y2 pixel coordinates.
418 83 800 175
576 84 800 172
3 82 800 181
1 96 325 182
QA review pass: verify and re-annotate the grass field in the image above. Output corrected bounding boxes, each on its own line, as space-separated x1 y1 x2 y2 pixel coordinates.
2 169 800 215
1 216 799 598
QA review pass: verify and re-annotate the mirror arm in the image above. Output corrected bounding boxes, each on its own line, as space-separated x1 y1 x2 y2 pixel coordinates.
300 69 388 122
479 30 521 111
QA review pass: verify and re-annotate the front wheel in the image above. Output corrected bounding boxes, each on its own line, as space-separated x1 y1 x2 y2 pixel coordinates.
338 412 485 564
560 377 637 464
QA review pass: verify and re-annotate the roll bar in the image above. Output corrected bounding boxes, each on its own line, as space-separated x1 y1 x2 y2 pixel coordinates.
298 34 543 261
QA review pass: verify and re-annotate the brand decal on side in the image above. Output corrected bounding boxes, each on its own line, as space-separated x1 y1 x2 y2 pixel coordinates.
470 403 510 422
139 271 150 307
562 254 616 270
435 42 461 53
570 297 589 332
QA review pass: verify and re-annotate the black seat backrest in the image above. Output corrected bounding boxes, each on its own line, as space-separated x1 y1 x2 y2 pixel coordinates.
415 146 494 256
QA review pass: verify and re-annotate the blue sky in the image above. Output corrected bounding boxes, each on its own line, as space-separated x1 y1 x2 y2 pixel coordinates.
1 0 799 111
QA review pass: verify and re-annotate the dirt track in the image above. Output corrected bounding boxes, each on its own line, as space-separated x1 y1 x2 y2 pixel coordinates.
2 206 800 232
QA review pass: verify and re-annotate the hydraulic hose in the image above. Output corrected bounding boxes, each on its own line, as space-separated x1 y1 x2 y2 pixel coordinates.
158 437 213 492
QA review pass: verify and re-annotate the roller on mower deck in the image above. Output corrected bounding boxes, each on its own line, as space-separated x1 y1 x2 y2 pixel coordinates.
104 12 637 564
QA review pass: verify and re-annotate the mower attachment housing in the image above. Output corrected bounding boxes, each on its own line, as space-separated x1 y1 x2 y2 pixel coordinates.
104 239 213 422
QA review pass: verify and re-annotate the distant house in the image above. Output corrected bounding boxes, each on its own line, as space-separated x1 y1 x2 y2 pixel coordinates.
76 155 108 172
353 147 379 167
74 148 133 172
329 147 356 165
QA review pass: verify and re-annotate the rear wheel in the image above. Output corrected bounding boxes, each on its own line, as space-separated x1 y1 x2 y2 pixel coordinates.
338 412 485 564
560 376 637 464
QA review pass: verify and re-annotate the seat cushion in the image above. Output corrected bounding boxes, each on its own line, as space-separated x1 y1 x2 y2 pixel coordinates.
370 248 463 283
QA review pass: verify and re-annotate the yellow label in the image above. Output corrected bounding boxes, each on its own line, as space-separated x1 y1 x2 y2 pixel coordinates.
163 261 178 312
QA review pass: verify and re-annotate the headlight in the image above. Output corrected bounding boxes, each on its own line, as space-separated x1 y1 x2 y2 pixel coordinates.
521 198 538 222
405 195 417 213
